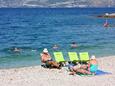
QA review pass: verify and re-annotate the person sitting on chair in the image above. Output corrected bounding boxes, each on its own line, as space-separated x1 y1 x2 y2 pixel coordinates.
87 55 98 75
41 48 61 69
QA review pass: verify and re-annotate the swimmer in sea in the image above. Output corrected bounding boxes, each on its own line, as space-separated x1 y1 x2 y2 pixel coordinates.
13 47 20 52
52 44 59 50
70 42 77 48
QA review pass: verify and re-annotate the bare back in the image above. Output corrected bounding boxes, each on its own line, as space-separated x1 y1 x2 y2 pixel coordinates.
41 53 51 63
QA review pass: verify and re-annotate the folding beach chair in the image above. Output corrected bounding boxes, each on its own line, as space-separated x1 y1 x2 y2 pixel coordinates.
68 52 79 62
53 52 66 67
53 52 65 63
79 52 90 63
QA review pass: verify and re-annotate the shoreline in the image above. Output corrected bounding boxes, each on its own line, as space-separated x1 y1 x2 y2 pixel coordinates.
0 55 115 69
0 56 115 86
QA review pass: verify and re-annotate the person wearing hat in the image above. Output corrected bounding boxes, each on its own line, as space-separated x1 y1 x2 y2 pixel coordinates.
87 55 98 74
41 48 60 69
41 48 51 63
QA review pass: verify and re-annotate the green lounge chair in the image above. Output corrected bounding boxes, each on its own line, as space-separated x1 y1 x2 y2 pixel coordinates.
68 52 79 62
79 52 90 62
53 52 65 63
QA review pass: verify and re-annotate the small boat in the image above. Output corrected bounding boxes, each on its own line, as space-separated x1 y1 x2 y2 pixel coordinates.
97 13 115 18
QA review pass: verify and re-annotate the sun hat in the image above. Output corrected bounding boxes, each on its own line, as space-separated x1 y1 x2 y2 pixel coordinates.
90 55 96 60
43 48 48 53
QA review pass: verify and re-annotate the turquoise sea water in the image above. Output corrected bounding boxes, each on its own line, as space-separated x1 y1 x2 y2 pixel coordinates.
0 8 115 68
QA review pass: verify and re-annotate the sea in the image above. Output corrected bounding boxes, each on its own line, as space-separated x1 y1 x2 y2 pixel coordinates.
0 8 115 69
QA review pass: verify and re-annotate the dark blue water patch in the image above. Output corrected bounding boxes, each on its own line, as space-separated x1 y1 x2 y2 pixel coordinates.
9 25 25 29
0 8 115 18
0 22 12 26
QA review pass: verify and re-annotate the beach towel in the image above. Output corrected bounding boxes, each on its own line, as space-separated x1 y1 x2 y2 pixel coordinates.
77 70 111 76
95 70 112 75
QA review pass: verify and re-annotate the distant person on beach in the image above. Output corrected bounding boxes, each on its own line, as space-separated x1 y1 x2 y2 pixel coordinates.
52 44 59 50
70 42 77 48
40 48 60 69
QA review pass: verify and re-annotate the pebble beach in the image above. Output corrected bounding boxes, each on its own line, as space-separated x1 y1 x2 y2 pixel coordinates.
0 56 115 86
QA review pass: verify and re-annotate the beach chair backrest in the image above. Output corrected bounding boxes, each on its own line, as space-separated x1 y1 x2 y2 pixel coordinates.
79 52 90 62
68 52 79 62
53 52 65 62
